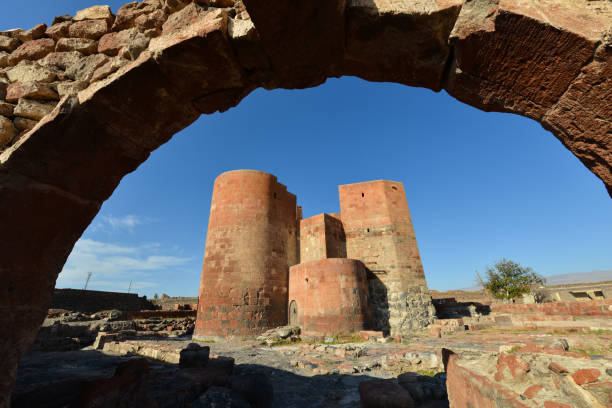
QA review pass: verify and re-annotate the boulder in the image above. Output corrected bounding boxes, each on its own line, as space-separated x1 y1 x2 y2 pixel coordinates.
7 62 57 83
0 35 20 52
45 22 72 41
69 20 110 40
56 38 98 55
74 5 115 25
0 101 14 116
13 99 56 120
16 24 47 43
8 38 55 66
179 343 210 368
13 117 38 132
98 28 150 57
6 82 58 102
0 115 17 147
40 51 84 71
66 54 110 81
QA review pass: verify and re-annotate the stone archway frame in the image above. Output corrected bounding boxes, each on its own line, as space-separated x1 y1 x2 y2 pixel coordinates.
0 0 610 405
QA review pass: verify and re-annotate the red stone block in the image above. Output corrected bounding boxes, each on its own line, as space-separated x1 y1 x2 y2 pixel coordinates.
572 368 600 385
548 362 569 375
359 331 384 340
544 402 571 408
523 384 544 399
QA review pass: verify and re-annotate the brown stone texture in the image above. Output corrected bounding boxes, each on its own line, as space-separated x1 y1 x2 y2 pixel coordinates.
5 82 58 102
288 259 371 336
99 28 150 57
45 22 71 41
339 180 435 335
241 0 346 88
73 5 115 25
68 20 110 40
299 213 346 262
0 116 17 147
195 170 298 338
345 0 462 91
56 38 98 55
13 99 56 121
8 38 55 66
0 35 20 52
16 24 47 43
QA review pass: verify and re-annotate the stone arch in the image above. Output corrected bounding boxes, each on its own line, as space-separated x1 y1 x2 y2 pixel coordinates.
0 0 610 404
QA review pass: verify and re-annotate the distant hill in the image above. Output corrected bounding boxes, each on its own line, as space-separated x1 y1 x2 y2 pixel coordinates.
460 269 612 291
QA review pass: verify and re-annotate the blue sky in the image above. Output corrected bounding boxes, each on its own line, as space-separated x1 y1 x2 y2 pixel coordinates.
4 2 611 296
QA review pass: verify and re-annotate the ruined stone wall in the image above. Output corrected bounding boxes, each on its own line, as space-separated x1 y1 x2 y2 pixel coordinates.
299 213 346 262
195 170 298 337
50 288 155 313
490 299 612 317
288 258 371 336
339 180 435 335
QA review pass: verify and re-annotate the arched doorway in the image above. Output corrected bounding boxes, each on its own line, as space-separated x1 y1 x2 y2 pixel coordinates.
289 300 298 326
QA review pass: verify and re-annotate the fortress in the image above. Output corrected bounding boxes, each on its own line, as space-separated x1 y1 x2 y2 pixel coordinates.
194 170 436 338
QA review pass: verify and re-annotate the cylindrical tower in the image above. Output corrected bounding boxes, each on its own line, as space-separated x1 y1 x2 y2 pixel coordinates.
288 258 371 336
194 170 298 338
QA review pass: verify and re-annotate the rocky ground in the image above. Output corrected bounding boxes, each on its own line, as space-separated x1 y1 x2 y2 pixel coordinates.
13 303 612 407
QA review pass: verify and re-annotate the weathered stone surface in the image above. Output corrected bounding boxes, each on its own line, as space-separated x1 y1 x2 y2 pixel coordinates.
13 99 57 120
7 62 57 83
359 379 415 408
52 15 73 25
242 0 345 88
74 5 115 25
99 28 150 57
543 44 612 197
13 117 38 132
40 51 83 71
56 38 98 55
0 51 8 68
446 0 612 120
5 82 58 102
345 0 462 91
56 80 88 97
45 22 72 41
91 57 126 82
0 35 20 53
113 1 167 31
66 54 110 81
0 102 14 117
16 24 47 43
227 18 271 84
8 38 55 66
0 116 17 147
151 6 245 99
69 20 110 40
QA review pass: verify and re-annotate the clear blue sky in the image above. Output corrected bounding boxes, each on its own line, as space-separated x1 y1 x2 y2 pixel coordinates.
3 2 611 296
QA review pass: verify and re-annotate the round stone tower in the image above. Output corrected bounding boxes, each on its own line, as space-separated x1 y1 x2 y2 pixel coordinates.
288 258 371 336
194 170 298 338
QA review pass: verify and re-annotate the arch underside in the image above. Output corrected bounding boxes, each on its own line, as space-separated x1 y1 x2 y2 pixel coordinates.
0 0 610 405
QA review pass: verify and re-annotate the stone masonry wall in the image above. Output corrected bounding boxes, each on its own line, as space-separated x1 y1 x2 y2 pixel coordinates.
288 258 371 336
299 213 346 262
0 0 254 152
50 288 154 313
195 170 298 337
339 180 435 335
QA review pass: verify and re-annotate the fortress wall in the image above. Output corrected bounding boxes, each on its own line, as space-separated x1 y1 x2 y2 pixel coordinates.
324 213 346 258
339 180 435 335
50 288 154 313
299 213 346 262
288 258 370 336
195 170 298 337
299 214 327 263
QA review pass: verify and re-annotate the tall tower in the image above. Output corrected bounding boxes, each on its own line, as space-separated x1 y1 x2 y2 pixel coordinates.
339 180 435 335
194 170 298 338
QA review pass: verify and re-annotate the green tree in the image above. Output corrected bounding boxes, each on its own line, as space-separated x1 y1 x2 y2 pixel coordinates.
483 259 545 300
153 293 159 300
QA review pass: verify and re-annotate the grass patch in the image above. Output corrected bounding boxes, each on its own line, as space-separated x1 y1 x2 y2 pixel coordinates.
506 346 521 354
569 347 607 356
547 329 612 336
193 338 216 344
414 369 440 377
269 338 302 347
